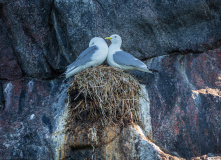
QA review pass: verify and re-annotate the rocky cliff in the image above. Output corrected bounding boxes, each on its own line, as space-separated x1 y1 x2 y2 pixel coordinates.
0 0 221 159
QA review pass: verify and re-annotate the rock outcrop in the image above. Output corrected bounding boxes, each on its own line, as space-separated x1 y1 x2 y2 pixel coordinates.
58 124 185 160
147 48 221 158
0 0 221 159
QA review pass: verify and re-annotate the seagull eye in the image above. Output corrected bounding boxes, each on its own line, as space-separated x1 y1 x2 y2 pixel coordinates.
92 43 94 45
115 36 117 38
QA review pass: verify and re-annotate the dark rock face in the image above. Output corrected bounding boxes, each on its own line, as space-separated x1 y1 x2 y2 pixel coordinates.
0 81 4 112
2 0 68 79
53 0 221 59
1 0 221 79
147 48 221 158
0 78 67 159
0 19 23 80
0 0 221 159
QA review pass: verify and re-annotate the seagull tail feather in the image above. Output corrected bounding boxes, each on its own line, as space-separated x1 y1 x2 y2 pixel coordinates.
137 68 153 74
65 66 84 78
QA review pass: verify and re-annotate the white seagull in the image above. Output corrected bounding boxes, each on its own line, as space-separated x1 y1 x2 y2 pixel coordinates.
65 37 108 78
105 34 153 74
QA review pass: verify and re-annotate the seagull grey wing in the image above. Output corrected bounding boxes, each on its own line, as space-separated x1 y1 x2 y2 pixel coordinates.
113 51 147 69
66 45 98 72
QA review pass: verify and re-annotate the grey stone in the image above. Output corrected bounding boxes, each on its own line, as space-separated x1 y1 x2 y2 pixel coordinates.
0 81 4 112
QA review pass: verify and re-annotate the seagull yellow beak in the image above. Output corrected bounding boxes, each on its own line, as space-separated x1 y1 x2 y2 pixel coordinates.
105 37 112 40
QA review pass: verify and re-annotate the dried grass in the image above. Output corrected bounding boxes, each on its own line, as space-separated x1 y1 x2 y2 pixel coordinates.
66 65 143 132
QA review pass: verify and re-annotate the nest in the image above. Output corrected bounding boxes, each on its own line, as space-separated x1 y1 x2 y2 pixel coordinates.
66 66 144 132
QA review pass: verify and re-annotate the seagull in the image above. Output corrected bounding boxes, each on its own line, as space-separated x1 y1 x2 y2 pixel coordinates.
105 34 153 74
65 37 108 78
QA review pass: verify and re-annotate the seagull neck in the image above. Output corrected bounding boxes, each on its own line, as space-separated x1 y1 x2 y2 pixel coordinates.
109 43 121 52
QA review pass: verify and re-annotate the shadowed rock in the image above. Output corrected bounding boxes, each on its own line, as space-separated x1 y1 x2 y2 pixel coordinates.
0 81 4 112
0 19 23 80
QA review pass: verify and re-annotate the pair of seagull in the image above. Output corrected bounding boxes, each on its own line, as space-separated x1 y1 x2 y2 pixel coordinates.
65 34 153 78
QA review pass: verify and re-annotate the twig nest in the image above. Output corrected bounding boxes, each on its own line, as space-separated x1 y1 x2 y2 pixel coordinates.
66 66 143 133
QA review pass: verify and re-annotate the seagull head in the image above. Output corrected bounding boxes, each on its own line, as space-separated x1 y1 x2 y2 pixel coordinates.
105 34 122 45
89 37 106 47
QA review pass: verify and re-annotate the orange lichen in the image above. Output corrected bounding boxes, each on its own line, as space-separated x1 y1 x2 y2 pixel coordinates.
192 87 221 99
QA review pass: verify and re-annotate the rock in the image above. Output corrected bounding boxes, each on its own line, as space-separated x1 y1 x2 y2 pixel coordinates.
0 78 68 159
146 48 221 158
58 123 184 160
0 81 4 112
191 154 221 160
2 0 68 79
2 0 221 79
54 0 221 59
0 19 23 80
